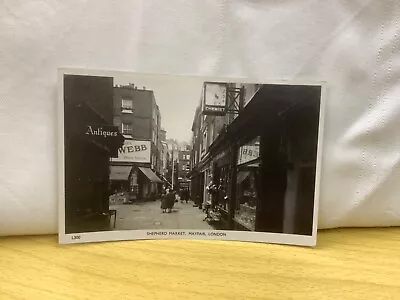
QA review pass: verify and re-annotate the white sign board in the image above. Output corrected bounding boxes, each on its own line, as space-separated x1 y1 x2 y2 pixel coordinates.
112 140 151 163
237 145 260 165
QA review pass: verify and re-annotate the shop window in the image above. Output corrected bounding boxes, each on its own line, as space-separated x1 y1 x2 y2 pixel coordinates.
201 129 207 154
216 166 230 212
234 137 261 231
152 130 157 144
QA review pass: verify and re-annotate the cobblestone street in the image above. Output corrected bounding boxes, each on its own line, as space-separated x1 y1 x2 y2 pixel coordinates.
110 200 213 231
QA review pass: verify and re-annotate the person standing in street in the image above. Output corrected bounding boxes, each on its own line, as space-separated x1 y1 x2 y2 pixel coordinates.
166 190 176 213
161 189 170 213
184 189 190 203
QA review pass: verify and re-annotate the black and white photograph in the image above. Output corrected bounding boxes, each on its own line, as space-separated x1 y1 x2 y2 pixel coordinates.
58 68 325 246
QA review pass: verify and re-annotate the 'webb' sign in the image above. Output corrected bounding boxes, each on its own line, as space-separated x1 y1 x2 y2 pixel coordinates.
111 140 151 163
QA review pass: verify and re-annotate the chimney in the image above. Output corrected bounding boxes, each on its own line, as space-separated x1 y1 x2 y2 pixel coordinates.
143 86 146 90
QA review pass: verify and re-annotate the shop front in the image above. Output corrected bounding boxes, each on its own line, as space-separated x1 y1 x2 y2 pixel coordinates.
137 166 163 200
110 139 162 202
209 148 232 229
200 157 213 209
109 165 133 204
189 168 204 208
109 166 132 192
64 103 124 234
233 137 260 231
206 84 321 235
109 165 162 202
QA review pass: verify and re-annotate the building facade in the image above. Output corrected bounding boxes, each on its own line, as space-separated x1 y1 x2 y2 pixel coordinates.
190 82 321 235
165 139 179 191
110 84 163 202
189 106 204 207
64 74 124 233
177 145 191 194
158 129 172 189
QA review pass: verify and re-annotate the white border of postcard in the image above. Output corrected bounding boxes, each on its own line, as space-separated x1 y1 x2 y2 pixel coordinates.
58 67 327 246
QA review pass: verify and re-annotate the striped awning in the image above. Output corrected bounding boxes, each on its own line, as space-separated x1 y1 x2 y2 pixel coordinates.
138 167 162 183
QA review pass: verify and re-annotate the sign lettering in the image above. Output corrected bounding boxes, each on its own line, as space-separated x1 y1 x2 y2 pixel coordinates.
112 140 151 163
85 125 119 138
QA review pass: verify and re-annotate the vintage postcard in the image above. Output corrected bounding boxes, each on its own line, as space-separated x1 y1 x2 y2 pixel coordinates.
58 68 326 246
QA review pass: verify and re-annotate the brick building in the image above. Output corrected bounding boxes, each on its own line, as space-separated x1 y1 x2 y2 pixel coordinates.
109 83 163 202
165 139 179 190
177 144 191 193
159 128 170 186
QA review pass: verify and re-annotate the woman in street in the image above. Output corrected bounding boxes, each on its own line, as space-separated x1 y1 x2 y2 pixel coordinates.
166 190 176 213
161 189 170 213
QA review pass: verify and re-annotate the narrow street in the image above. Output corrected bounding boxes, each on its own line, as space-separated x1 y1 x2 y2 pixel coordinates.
110 200 213 231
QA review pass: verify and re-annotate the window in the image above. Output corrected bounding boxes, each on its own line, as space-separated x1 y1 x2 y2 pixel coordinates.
122 123 133 135
235 164 259 231
201 129 207 154
121 99 133 113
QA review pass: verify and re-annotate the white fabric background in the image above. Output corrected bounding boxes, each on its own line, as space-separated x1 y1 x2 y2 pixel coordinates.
1 0 399 236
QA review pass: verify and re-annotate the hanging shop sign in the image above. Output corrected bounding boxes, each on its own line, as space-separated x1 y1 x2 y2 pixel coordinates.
202 82 228 116
111 139 151 163
83 124 124 157
85 124 120 138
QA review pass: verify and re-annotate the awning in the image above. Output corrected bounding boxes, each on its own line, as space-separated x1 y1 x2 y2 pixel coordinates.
138 167 163 183
109 166 132 181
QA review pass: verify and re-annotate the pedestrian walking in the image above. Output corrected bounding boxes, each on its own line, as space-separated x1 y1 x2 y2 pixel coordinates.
176 190 184 203
161 189 170 213
183 189 190 203
166 190 176 213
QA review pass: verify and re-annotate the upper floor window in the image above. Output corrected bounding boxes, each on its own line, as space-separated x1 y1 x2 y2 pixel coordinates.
121 99 133 113
122 123 133 135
